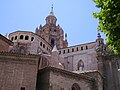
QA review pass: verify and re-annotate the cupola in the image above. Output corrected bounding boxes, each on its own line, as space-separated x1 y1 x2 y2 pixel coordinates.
46 5 57 25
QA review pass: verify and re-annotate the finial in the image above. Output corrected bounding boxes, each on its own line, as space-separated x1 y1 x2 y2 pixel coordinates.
97 31 101 38
50 4 54 15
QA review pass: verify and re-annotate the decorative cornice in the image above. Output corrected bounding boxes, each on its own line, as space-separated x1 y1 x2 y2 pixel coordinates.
39 66 95 82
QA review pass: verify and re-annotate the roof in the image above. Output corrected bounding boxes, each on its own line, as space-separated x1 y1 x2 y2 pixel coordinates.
0 34 13 45
39 66 95 82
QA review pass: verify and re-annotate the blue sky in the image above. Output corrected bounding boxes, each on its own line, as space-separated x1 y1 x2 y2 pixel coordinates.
0 0 105 46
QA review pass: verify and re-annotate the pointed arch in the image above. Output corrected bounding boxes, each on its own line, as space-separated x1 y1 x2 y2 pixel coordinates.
51 38 55 47
72 83 81 90
77 60 84 71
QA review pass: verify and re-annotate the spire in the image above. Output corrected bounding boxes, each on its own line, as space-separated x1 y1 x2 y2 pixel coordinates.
96 31 104 52
52 45 58 53
50 4 54 15
5 33 9 39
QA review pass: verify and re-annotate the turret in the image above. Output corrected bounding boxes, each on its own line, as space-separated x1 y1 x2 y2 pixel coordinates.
96 32 104 52
96 32 120 90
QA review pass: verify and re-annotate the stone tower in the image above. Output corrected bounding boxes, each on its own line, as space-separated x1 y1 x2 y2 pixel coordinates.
96 33 120 90
36 5 68 49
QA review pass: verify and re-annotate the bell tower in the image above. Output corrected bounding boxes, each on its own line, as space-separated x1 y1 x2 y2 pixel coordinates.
36 5 68 49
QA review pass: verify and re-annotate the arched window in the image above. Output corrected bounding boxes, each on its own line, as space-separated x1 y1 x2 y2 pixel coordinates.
81 47 83 50
15 36 17 40
25 35 29 40
19 46 25 54
72 48 74 52
11 37 14 41
77 47 79 51
31 37 34 41
43 44 45 48
63 50 65 54
86 46 88 49
20 35 24 39
68 49 69 53
21 87 25 90
72 83 81 90
51 38 55 47
77 60 84 71
40 42 42 46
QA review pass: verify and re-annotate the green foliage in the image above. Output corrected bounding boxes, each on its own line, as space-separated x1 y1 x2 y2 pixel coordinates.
93 0 120 54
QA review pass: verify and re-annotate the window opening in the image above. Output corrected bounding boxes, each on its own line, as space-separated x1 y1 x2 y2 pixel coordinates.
31 37 34 41
21 87 25 90
68 49 69 53
72 48 74 52
25 36 29 40
63 50 65 54
15 36 17 40
20 35 24 39
72 83 81 90
40 42 42 46
77 47 79 51
11 37 14 41
81 47 83 50
43 44 45 48
51 38 55 47
77 60 84 71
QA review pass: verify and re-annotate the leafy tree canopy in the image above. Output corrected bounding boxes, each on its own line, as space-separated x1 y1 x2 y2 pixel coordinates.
93 0 120 54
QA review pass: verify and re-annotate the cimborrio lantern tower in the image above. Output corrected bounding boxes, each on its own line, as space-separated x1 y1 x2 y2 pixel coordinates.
36 5 68 49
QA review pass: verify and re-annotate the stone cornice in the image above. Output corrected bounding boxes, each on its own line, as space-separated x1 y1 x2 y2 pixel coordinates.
80 70 104 79
39 66 95 82
0 52 40 65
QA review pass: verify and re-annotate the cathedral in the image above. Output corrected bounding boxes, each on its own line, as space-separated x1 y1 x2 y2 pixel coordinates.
0 6 120 90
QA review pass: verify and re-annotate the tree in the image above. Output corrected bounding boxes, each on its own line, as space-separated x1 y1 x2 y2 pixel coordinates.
92 0 120 54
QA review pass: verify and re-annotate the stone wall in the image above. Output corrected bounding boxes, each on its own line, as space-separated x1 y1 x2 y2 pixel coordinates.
0 53 39 90
60 44 98 71
81 70 103 90
37 67 95 90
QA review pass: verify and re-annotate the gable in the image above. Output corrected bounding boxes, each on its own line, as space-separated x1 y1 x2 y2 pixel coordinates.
0 34 13 52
